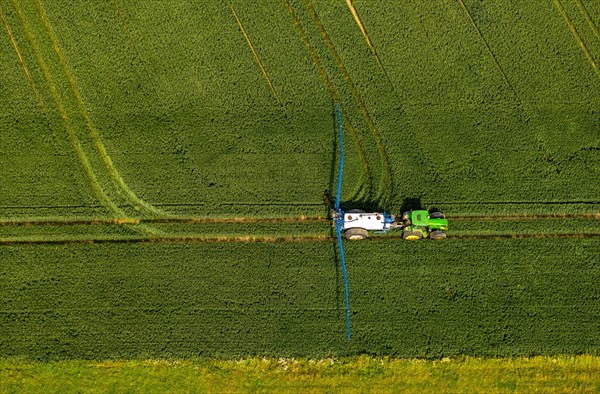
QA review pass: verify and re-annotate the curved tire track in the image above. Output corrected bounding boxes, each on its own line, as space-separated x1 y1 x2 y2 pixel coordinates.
34 0 172 218
305 0 393 207
285 0 372 202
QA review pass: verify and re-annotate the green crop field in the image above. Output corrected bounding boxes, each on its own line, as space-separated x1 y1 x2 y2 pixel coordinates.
0 0 599 367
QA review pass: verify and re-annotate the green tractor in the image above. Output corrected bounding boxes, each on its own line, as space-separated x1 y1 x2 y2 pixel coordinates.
399 210 448 240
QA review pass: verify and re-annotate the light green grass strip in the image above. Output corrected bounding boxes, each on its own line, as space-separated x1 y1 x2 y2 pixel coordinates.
0 355 598 393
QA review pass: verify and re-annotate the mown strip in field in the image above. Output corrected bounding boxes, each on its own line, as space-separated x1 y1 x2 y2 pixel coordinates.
0 238 597 358
0 214 597 244
1 356 598 393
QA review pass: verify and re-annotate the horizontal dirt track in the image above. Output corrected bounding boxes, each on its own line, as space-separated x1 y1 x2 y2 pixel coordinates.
1 232 599 246
0 212 597 227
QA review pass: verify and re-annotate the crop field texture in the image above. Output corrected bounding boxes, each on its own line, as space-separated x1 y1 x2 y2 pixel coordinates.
0 0 599 359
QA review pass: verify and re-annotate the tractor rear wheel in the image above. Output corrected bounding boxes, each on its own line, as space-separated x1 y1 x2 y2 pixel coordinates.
430 212 445 219
430 231 446 240
345 228 368 240
401 211 411 225
403 230 423 241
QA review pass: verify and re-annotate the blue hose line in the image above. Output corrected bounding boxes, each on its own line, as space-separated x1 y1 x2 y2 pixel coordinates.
336 221 351 342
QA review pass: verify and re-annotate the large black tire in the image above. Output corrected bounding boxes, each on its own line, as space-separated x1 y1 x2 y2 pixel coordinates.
430 230 446 240
403 230 423 241
345 228 368 240
401 211 411 225
430 212 445 219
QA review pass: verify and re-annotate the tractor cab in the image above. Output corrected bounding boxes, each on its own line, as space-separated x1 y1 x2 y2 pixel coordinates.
399 210 448 240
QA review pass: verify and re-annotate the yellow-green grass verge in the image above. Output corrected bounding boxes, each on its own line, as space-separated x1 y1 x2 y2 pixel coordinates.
0 355 598 393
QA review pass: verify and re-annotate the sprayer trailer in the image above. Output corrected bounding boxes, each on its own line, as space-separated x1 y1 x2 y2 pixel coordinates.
341 210 397 240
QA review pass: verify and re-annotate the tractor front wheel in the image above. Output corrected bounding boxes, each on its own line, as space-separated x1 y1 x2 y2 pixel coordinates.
345 228 368 240
430 231 446 240
403 230 423 241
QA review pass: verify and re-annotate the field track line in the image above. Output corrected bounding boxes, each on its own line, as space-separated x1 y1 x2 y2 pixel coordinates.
552 0 599 77
0 232 598 246
306 0 393 207
344 0 401 102
0 215 327 227
10 1 160 236
0 234 330 246
573 0 599 39
109 0 162 100
344 0 383 71
0 212 596 227
34 0 170 218
456 0 522 100
285 0 371 202
230 2 281 104
0 11 44 109
10 0 123 218
447 213 600 221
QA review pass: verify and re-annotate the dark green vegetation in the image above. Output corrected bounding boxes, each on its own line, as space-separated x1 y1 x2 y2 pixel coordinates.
1 238 598 358
0 0 599 361
1 0 599 219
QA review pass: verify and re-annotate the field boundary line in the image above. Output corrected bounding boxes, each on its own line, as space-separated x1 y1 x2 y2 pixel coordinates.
0 11 44 109
306 0 393 207
34 0 171 218
285 0 371 202
456 0 523 100
552 0 600 77
1 232 599 246
230 2 281 104
573 0 599 39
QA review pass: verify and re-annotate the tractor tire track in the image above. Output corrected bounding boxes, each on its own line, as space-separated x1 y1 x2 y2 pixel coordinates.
34 0 171 218
456 0 523 100
0 215 327 227
344 0 401 103
305 0 393 207
0 212 596 227
381 233 600 241
0 11 44 110
230 2 281 104
447 213 600 221
110 0 164 106
0 234 331 246
10 0 120 216
573 0 599 40
10 0 158 236
552 0 600 77
285 0 371 202
344 0 384 72
1 232 598 246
